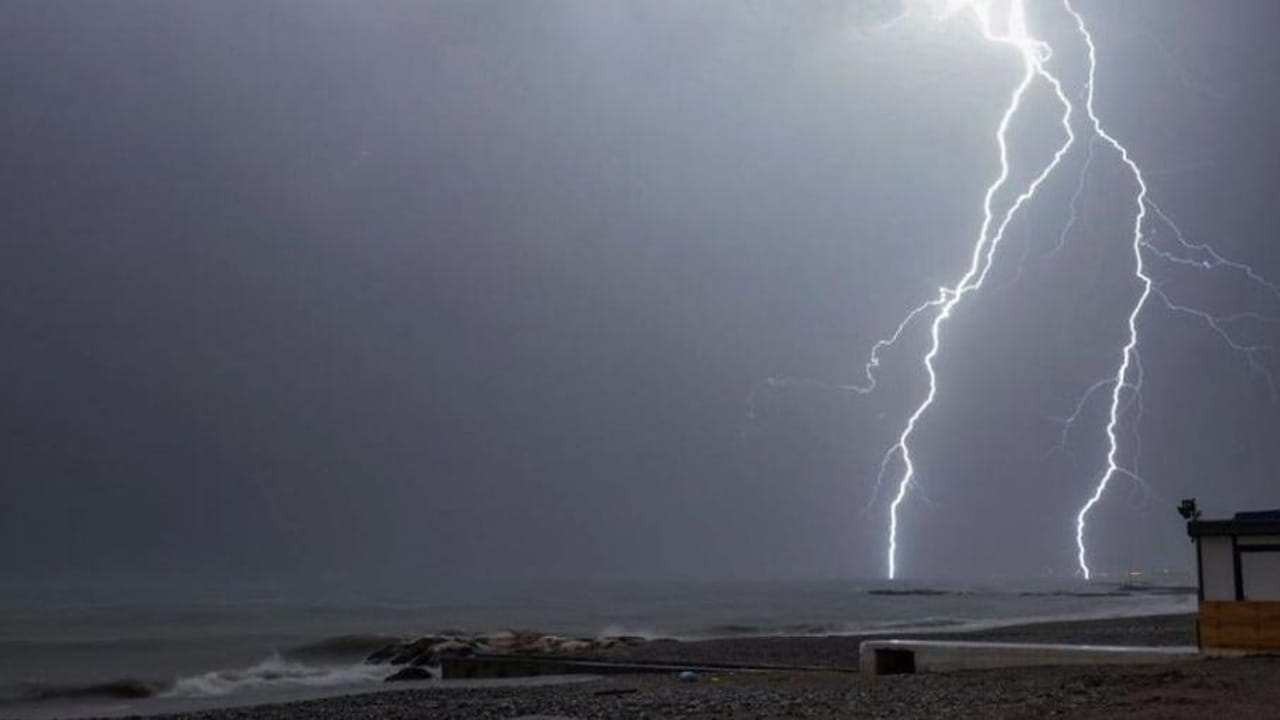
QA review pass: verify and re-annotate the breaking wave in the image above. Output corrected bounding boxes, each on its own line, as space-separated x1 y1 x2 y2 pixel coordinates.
164 654 388 698
1 650 396 709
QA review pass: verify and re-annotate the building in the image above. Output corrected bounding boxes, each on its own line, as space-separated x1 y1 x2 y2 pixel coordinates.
1187 508 1280 652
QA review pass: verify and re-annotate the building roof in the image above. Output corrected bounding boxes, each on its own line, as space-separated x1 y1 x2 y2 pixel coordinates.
1188 510 1280 538
1234 510 1280 521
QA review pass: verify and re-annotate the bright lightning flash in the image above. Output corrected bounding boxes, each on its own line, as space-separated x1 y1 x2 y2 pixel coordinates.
753 0 1280 580
1061 0 1151 582
875 0 1076 580
1063 1 1280 579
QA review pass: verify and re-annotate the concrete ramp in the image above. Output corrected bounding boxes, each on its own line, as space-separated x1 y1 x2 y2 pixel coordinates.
859 639 1200 675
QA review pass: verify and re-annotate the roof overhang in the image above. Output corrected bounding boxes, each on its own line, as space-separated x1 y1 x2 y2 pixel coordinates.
1188 520 1280 538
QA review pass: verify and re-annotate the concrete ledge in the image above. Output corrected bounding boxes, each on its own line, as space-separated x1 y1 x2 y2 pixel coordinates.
859 639 1200 675
441 654 857 680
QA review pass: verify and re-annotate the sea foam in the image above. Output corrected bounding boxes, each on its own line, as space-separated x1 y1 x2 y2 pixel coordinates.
164 654 387 698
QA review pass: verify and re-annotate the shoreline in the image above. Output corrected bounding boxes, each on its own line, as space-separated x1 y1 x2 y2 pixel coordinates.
12 611 1204 720
589 611 1197 670
160 651 1273 720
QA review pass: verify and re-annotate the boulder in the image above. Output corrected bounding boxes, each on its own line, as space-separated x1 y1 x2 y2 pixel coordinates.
384 666 433 682
524 635 566 653
390 636 447 665
366 630 643 667
432 639 475 659
483 630 518 650
366 642 406 664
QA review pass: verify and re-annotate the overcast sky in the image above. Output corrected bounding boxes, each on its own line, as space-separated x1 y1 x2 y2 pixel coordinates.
2 0 1278 586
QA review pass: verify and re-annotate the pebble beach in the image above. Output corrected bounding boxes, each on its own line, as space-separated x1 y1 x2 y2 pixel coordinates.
65 612 1278 720
127 655 1280 720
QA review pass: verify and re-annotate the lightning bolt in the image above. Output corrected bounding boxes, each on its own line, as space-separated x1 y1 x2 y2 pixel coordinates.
1145 201 1280 301
1061 0 1152 581
1050 134 1097 259
879 0 1277 579
753 0 1279 580
1065 0 1280 578
875 0 1075 579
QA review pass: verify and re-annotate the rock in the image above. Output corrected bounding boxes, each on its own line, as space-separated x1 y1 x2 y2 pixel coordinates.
390 637 448 665
525 635 564 653
407 639 472 666
384 666 433 682
678 670 698 682
369 629 617 667
485 631 518 650
366 642 406 664
432 639 475 659
486 630 549 652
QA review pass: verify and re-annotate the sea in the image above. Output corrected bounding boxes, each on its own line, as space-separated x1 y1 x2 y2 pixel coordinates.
0 577 1196 719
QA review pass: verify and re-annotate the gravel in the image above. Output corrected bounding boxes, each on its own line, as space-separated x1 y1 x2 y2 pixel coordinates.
91 613 1248 720
128 656 1280 720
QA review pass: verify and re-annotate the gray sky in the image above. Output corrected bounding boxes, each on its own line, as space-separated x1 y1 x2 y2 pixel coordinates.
2 0 1278 585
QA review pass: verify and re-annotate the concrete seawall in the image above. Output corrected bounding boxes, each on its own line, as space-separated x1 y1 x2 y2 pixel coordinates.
859 639 1200 675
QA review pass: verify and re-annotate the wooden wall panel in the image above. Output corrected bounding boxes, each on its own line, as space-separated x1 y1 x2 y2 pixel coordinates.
1200 600 1280 650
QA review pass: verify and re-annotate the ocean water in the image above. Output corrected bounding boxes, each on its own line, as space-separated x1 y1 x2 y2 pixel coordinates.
0 577 1195 719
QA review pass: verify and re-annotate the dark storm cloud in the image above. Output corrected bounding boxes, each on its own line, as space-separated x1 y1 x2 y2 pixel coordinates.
1 0 1277 584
